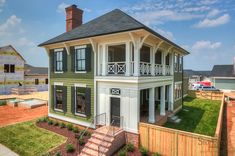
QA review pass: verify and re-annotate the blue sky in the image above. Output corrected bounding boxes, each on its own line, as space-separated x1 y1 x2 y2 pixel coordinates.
0 0 234 70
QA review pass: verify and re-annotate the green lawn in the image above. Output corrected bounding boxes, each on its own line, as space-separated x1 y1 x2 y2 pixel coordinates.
0 121 66 156
164 96 221 136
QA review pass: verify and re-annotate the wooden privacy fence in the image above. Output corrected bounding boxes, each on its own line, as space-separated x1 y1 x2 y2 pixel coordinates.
188 90 223 100
139 94 224 156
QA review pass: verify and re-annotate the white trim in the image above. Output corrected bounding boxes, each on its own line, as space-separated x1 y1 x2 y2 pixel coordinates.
74 83 87 88
75 71 87 74
75 45 87 49
54 108 63 112
54 48 63 52
175 81 182 84
54 71 64 74
75 112 87 117
54 82 63 86
48 113 95 128
212 77 235 79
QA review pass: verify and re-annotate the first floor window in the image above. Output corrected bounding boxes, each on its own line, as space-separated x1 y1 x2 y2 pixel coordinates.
35 79 39 85
45 78 48 84
55 87 63 110
4 64 15 73
174 83 182 100
75 48 86 71
75 87 86 114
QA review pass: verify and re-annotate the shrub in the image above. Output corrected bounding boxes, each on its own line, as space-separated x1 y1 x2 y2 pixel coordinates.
54 121 59 126
42 117 49 122
66 144 74 153
67 123 73 131
139 147 148 156
152 153 161 156
54 151 62 156
85 131 92 137
59 122 66 128
36 118 41 123
118 149 127 156
48 120 54 125
78 137 85 146
126 143 134 152
73 127 79 133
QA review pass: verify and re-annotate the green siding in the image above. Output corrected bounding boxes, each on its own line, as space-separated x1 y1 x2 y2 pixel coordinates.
214 78 235 90
183 77 189 96
49 44 94 122
174 98 182 110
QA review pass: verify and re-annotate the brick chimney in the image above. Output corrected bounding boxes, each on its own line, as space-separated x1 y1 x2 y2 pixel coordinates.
65 5 83 32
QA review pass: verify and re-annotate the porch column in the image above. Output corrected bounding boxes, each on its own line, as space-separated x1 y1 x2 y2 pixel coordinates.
151 48 155 76
97 45 101 76
148 87 155 123
102 45 107 76
170 53 174 75
169 84 174 111
125 41 131 76
133 41 140 76
160 85 166 116
162 52 166 76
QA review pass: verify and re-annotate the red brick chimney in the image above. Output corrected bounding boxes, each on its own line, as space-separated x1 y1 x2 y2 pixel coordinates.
65 5 83 32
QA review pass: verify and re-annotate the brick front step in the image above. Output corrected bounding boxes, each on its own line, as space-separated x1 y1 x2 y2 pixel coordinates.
91 133 114 143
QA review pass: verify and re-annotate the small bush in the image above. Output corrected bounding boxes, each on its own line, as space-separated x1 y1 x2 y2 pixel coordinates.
59 122 66 128
48 120 54 125
139 147 148 156
73 127 79 133
118 149 127 156
42 117 49 122
54 151 62 156
78 137 85 146
152 153 161 156
54 121 59 126
36 118 41 123
66 144 74 153
66 123 73 131
126 143 134 152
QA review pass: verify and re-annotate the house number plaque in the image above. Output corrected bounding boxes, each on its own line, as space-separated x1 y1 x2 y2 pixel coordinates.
110 88 121 95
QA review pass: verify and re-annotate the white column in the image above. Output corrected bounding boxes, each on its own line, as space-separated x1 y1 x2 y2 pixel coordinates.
101 45 107 76
151 49 155 76
162 52 166 75
169 84 174 111
125 42 131 76
170 53 174 75
133 41 140 76
148 87 155 123
97 45 101 76
160 85 166 116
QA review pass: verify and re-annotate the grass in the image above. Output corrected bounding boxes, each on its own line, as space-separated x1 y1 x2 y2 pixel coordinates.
164 96 221 136
0 121 66 156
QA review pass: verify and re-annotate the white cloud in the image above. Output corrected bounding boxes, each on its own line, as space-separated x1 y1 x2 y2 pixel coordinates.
15 37 35 47
192 40 221 50
57 2 70 13
200 0 218 5
83 8 92 13
195 14 230 28
0 0 5 7
0 15 22 36
207 9 220 18
155 28 174 41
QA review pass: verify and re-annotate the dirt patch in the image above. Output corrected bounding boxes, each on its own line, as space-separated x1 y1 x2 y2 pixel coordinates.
36 122 90 156
0 105 48 127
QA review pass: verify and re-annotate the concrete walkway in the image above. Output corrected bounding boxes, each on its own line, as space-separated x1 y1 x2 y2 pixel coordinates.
0 144 18 156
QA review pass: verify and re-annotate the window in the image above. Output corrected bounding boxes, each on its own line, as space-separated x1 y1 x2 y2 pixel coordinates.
75 48 86 71
55 87 63 110
174 54 178 72
174 83 182 100
166 54 170 65
179 56 183 72
155 50 162 64
75 87 86 115
55 51 63 72
35 79 39 85
45 78 48 84
108 44 126 62
4 64 15 73
140 45 150 62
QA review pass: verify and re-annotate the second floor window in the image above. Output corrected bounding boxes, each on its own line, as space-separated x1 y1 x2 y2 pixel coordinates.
55 51 63 72
4 64 15 73
174 54 178 72
179 56 183 72
75 48 86 71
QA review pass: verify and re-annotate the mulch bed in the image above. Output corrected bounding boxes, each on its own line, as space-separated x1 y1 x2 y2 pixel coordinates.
113 147 154 156
36 122 90 156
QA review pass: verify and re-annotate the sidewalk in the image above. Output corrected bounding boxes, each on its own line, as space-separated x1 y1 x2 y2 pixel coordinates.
0 144 18 156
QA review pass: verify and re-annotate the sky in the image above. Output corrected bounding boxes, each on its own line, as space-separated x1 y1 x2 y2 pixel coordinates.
0 0 234 70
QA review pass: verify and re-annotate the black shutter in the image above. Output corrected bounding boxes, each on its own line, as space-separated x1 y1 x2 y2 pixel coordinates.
51 85 54 110
62 86 67 113
85 46 92 71
85 87 91 117
71 86 75 114
63 49 67 72
70 46 75 72
49 50 54 72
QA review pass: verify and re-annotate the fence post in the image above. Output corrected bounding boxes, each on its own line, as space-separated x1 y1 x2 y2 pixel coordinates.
175 131 178 156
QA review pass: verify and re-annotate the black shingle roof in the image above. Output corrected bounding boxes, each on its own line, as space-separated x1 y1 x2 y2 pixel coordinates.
24 64 48 75
184 70 211 77
211 65 235 77
39 9 189 54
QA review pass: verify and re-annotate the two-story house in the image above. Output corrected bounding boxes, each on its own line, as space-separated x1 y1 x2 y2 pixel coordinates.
39 5 189 147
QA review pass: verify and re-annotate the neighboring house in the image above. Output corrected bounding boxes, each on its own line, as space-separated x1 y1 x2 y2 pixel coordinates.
184 69 211 84
0 45 48 94
39 5 189 144
210 58 235 91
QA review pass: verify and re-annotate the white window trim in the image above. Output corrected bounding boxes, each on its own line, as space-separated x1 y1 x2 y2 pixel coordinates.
54 82 63 86
75 45 87 49
53 83 64 112
54 49 63 73
75 71 87 74
74 85 87 117
54 71 64 74
74 83 86 87
74 47 87 72
54 48 63 52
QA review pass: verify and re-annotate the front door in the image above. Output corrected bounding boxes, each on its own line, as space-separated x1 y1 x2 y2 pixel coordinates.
110 97 120 127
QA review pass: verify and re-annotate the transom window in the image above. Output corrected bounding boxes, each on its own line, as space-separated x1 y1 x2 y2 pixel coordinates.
55 51 63 72
55 87 63 110
75 48 86 71
75 87 86 115
4 64 15 73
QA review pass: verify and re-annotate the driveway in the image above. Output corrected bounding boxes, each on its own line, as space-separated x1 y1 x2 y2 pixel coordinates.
0 105 48 127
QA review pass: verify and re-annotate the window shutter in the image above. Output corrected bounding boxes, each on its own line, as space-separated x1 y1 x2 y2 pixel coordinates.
70 46 75 72
51 85 54 110
85 87 91 117
71 86 75 114
62 86 67 113
63 49 67 72
85 46 92 71
49 50 54 72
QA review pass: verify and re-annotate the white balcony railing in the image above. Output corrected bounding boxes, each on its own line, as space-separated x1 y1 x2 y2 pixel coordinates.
155 64 163 75
107 62 126 75
165 65 171 75
140 62 151 75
